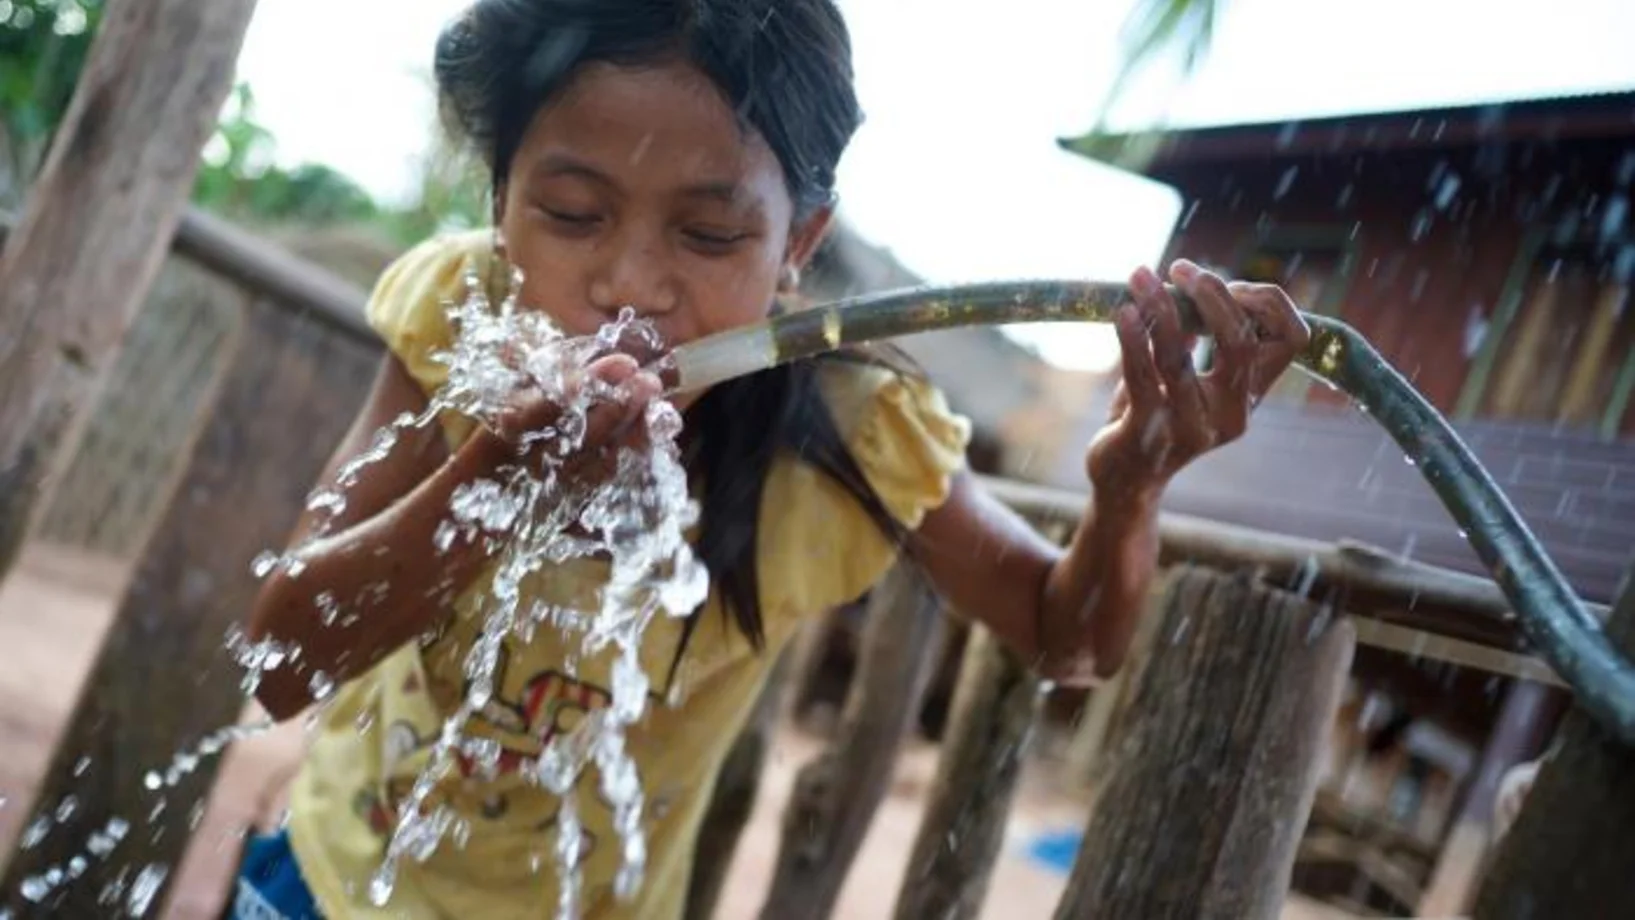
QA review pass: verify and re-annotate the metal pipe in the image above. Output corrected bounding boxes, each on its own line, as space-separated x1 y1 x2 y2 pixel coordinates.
669 280 1635 746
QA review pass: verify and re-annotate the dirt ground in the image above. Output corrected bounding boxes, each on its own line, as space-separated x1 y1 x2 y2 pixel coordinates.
0 543 1359 919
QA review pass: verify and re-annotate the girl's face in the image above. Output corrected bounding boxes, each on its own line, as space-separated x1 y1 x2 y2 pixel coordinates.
496 58 832 351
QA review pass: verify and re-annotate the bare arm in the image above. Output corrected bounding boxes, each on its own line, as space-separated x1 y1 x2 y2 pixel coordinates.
245 355 505 720
246 351 661 721
910 472 1160 684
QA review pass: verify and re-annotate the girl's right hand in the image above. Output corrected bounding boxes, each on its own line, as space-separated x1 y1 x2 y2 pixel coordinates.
487 353 665 482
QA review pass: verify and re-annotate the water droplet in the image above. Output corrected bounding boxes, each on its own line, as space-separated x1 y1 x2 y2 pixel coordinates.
309 671 335 700
1272 165 1299 200
127 864 168 917
19 876 50 903
370 860 398 907
1410 209 1433 241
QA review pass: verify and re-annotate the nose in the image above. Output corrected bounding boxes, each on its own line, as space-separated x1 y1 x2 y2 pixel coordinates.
587 230 679 320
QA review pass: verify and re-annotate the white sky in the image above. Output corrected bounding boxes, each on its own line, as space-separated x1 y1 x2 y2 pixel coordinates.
236 0 1635 369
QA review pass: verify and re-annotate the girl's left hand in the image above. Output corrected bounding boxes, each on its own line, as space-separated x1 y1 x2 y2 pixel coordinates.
1086 259 1311 503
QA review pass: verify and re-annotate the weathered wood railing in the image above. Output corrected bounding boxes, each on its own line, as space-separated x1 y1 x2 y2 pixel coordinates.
0 210 1626 918
0 209 379 917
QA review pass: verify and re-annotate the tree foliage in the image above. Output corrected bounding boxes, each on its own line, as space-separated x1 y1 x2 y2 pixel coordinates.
1091 0 1222 134
190 84 382 226
0 0 103 197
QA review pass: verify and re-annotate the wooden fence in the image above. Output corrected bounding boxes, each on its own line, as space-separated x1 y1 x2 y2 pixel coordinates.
0 209 1627 919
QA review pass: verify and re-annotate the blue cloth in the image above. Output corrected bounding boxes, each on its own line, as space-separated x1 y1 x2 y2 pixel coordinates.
1024 828 1082 876
232 830 323 920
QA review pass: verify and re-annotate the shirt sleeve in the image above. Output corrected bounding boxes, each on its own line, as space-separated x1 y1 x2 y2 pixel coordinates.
363 231 495 446
756 360 974 623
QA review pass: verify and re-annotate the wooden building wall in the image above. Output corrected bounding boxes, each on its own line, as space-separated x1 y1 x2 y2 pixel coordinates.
1153 136 1634 437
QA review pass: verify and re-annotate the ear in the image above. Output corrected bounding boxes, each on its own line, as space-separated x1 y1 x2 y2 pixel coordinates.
783 203 835 277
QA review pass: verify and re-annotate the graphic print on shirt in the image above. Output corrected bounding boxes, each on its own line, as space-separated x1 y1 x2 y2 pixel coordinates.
463 644 615 765
354 643 625 834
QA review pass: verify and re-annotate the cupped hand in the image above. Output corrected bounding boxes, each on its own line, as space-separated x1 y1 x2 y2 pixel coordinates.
1086 259 1310 503
491 353 665 483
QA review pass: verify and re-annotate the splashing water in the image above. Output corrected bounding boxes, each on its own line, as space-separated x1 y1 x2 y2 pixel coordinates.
339 269 708 917
12 714 276 910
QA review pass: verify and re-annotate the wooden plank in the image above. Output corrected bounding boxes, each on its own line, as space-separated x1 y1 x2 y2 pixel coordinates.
1488 279 1559 420
171 208 374 343
0 206 375 347
684 647 792 920
1557 282 1626 426
0 0 260 579
0 299 379 916
1308 790 1440 864
1418 679 1560 917
780 607 848 729
758 562 945 920
35 261 240 558
1346 619 1564 687
1601 328 1635 440
890 625 1047 920
985 474 1611 648
1052 565 1356 920
1471 557 1635 920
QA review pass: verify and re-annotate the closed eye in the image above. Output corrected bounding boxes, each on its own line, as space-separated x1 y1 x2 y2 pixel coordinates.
542 207 601 227
684 227 752 250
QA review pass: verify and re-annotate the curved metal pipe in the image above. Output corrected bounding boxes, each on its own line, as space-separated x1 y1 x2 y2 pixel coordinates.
669 279 1635 745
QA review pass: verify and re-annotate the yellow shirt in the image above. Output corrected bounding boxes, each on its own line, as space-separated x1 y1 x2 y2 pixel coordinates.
286 231 971 919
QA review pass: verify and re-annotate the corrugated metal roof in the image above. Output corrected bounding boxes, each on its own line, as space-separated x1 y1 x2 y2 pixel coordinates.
1064 88 1635 175
1085 88 1635 139
1034 389 1635 608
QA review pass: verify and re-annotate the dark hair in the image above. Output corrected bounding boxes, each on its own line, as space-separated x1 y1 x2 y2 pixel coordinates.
434 0 915 668
434 0 860 218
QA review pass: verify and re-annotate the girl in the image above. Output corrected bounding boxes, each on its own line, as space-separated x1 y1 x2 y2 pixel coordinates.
237 0 1309 917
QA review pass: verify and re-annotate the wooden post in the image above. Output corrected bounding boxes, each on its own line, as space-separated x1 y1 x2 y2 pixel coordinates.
0 299 379 916
780 609 844 729
684 647 793 920
1053 565 1356 920
757 562 945 920
1416 679 1560 917
1472 560 1635 920
887 515 1064 919
0 0 259 577
1062 584 1166 791
890 625 1047 920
